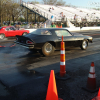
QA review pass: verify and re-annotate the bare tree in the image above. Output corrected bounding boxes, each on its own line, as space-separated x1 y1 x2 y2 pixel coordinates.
7 0 23 23
0 0 23 25
56 0 66 6
31 0 39 4
0 0 9 25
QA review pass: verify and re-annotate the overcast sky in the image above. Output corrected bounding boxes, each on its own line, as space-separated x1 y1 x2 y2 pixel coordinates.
24 0 100 8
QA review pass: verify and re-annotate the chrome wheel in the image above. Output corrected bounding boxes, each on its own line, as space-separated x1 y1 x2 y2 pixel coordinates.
45 43 52 53
42 42 55 56
82 41 87 49
0 34 5 39
80 40 88 50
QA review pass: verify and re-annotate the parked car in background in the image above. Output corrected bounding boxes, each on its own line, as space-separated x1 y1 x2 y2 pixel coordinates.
15 28 93 56
0 26 29 39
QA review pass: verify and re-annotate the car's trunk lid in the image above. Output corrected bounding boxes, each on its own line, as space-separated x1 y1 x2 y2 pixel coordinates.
16 35 34 44
24 34 38 39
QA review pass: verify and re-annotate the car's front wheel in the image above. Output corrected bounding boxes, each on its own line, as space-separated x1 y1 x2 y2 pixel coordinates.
41 42 55 56
80 40 88 50
0 34 5 40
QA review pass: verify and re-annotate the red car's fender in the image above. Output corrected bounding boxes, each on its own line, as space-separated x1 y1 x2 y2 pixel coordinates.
0 27 7 36
16 30 29 35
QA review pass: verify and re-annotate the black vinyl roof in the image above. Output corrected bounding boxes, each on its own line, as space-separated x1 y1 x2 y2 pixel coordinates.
38 28 68 30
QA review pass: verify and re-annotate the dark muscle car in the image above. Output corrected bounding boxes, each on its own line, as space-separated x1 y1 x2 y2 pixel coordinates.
14 28 93 56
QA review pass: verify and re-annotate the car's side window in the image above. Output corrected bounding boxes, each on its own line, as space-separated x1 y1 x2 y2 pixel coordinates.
10 27 16 30
10 27 14 30
5 28 10 31
55 30 72 37
41 30 51 35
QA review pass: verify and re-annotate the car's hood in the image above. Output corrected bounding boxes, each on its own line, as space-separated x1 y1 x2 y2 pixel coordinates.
71 33 83 36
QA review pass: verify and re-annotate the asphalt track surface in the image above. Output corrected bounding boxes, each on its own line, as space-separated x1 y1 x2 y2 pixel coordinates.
0 30 100 100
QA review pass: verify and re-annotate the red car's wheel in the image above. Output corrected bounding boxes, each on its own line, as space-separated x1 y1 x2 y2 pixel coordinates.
22 32 27 36
0 34 5 40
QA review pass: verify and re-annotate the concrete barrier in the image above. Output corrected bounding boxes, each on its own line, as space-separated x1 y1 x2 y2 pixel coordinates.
25 29 37 33
25 26 100 33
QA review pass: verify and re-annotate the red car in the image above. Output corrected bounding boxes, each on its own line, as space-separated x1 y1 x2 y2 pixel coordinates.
0 26 29 39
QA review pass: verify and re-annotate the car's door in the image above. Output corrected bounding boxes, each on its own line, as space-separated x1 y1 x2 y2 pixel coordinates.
7 27 17 36
5 27 10 36
55 29 78 49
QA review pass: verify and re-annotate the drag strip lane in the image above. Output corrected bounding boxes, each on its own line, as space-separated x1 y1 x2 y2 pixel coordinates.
0 30 100 87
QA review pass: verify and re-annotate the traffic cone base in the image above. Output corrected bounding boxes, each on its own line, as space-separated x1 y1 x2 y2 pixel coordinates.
55 72 71 80
87 78 96 90
60 71 66 77
82 87 98 93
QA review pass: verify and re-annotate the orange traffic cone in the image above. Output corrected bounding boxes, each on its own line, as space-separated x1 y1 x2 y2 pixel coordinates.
46 70 63 100
97 88 100 97
60 25 62 28
56 25 58 28
83 62 98 92
60 36 66 77
92 88 100 100
55 36 70 80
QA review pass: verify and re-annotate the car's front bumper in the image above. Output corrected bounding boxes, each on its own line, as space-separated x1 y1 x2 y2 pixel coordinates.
89 38 93 43
14 41 34 49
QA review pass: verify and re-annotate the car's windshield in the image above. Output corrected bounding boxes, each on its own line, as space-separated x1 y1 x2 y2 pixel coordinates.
55 30 72 37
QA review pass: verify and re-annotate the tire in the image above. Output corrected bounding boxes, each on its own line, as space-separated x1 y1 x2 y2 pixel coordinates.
22 32 27 36
41 42 55 56
0 34 5 40
80 39 88 50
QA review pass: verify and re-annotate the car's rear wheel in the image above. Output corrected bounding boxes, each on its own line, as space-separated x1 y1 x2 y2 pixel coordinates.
22 32 27 36
0 34 5 40
80 39 88 50
41 42 55 56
